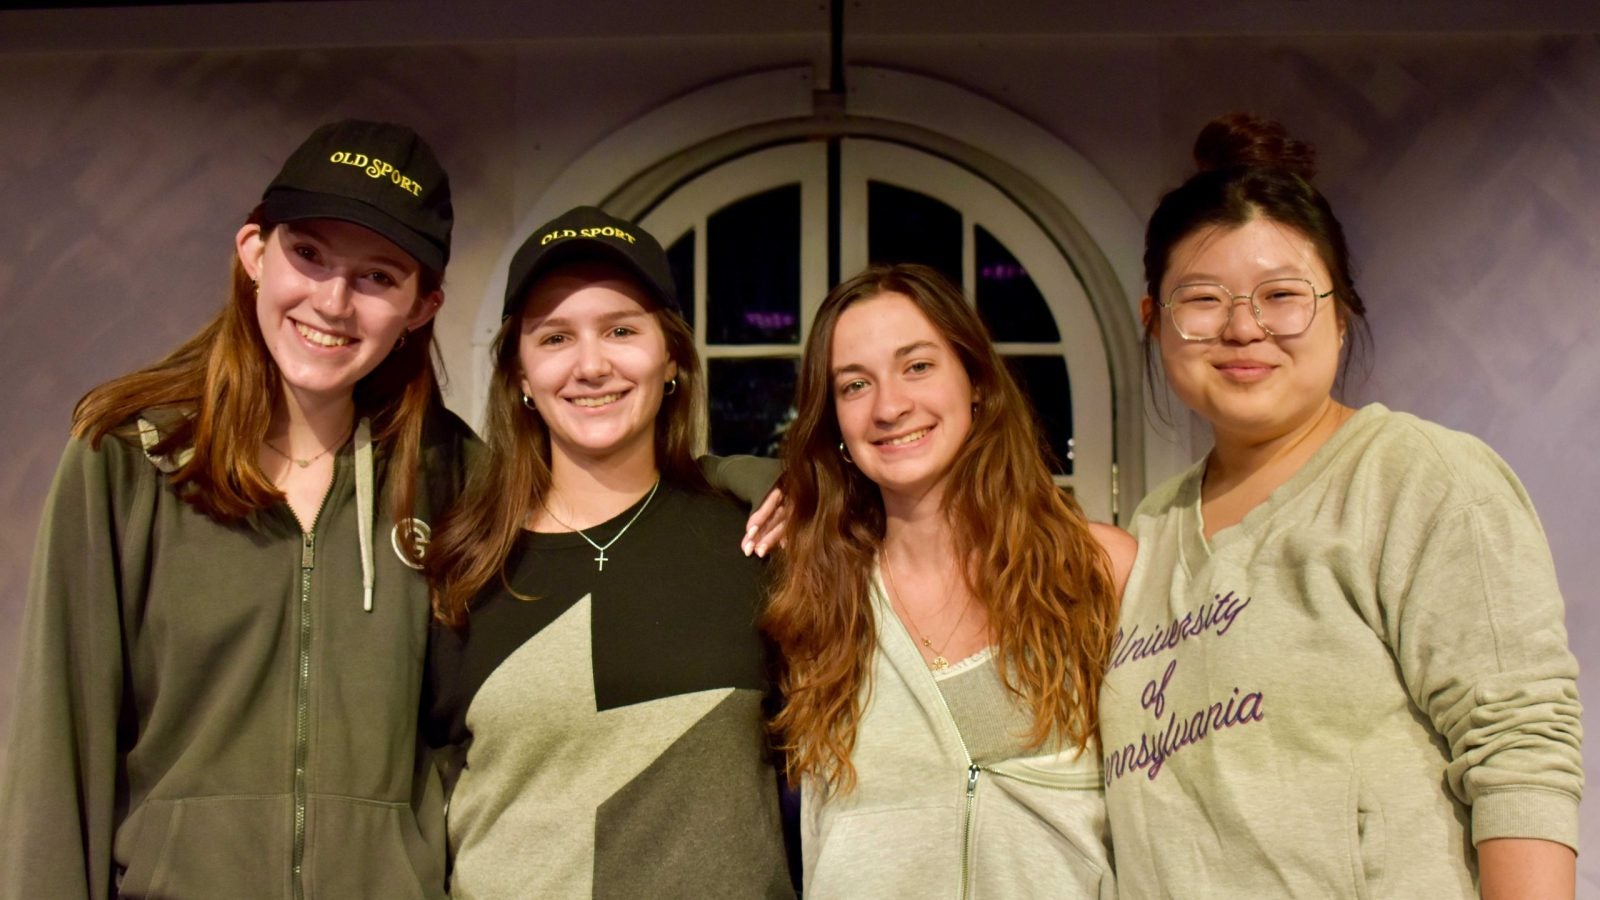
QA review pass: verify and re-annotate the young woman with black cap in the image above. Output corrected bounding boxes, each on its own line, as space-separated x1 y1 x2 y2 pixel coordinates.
0 119 472 899
423 206 794 898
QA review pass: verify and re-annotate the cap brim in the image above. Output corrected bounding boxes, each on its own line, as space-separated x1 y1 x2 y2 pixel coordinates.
504 239 678 319
262 189 447 272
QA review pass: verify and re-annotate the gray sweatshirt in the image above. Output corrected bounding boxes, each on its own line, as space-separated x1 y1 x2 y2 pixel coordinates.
1100 404 1582 898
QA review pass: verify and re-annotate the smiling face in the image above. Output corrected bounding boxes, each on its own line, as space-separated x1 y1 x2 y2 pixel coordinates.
238 218 439 410
517 262 678 476
830 291 976 512
1151 216 1345 446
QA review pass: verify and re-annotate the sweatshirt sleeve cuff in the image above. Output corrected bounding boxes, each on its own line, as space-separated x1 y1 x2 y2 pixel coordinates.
1471 789 1580 852
698 454 781 506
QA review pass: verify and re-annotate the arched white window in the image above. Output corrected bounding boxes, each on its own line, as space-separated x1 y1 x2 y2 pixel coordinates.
640 138 1115 519
471 68 1173 523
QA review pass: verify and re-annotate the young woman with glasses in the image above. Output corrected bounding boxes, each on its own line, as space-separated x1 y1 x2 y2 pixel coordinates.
1098 113 1581 898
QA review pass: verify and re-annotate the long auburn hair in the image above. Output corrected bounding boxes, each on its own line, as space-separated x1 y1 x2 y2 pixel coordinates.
426 260 707 628
763 264 1119 791
71 205 445 534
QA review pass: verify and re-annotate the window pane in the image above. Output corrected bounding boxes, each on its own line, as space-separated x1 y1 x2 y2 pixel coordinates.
975 226 1058 342
666 231 695 331
708 357 799 457
867 181 962 286
707 186 801 344
1004 355 1074 475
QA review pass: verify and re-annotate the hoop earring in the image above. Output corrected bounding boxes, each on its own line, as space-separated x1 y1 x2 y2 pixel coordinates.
521 393 536 411
838 441 854 465
663 377 678 396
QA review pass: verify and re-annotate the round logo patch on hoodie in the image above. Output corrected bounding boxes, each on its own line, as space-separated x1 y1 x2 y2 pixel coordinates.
392 518 431 569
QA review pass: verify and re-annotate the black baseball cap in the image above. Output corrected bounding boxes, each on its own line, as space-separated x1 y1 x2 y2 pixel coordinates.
261 119 453 272
502 206 680 319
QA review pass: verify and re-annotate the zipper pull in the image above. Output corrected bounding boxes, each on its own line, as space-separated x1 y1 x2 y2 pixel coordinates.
967 764 980 797
301 530 315 569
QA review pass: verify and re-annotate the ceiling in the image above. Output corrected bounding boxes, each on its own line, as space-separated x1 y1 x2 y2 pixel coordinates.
2 0 1598 54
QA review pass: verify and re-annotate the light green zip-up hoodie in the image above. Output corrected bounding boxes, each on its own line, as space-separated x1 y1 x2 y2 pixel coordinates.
802 569 1114 900
0 406 474 899
1100 404 1582 899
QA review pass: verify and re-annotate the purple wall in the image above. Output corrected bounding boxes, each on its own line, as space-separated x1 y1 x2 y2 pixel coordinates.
1 7 1594 892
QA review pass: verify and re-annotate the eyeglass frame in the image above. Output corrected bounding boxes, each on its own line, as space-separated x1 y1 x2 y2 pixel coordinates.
1160 277 1336 341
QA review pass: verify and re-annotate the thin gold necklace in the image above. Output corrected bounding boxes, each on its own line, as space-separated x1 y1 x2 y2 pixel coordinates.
543 478 661 573
263 429 347 468
881 545 971 671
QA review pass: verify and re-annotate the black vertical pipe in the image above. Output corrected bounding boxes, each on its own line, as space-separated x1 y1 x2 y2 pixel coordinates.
830 0 845 95
826 0 844 288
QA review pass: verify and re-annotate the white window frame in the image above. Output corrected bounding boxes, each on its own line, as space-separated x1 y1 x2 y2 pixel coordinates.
469 67 1182 521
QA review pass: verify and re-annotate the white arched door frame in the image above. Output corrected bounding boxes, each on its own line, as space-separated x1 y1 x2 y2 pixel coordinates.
839 138 1114 516
471 66 1184 516
633 138 1114 516
636 141 831 358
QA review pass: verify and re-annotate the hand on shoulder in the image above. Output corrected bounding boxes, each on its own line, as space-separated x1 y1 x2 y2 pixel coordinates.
1087 522 1137 601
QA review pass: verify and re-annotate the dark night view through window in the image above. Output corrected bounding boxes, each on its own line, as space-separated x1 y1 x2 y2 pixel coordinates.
657 161 1078 478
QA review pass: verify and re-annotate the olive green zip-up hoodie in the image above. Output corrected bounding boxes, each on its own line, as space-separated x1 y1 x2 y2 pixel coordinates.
0 406 474 899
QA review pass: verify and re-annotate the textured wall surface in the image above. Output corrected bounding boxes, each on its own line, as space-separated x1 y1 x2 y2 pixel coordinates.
0 11 1594 892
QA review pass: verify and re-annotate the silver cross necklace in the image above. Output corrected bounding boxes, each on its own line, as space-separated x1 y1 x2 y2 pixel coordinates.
544 478 661 572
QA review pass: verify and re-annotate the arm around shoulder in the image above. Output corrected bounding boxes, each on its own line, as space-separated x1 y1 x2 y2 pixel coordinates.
700 455 787 556
699 454 782 505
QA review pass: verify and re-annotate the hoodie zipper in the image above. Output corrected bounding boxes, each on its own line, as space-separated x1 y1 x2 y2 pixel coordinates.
292 488 332 900
880 567 984 898
292 527 314 900
928 669 981 900
961 761 980 896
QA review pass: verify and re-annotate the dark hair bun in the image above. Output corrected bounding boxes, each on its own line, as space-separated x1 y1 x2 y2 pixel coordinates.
1193 113 1317 180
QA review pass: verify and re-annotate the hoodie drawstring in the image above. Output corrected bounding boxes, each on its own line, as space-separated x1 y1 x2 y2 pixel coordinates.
354 417 375 612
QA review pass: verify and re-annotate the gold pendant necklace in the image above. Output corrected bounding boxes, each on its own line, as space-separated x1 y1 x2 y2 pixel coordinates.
881 545 971 671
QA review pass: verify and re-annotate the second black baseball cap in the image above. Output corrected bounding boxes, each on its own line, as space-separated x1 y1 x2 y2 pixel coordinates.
502 206 680 318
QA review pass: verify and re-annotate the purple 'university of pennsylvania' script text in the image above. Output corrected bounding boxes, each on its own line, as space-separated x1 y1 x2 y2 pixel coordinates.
1104 590 1265 783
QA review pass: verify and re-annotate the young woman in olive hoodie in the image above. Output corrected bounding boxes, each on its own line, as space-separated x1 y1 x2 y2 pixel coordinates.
0 119 471 900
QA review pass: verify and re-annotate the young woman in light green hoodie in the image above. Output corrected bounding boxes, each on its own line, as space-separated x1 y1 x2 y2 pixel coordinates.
763 264 1136 899
1099 113 1580 899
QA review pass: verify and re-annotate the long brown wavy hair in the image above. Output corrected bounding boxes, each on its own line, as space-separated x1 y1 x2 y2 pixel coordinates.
763 264 1119 791
71 205 444 536
426 259 707 628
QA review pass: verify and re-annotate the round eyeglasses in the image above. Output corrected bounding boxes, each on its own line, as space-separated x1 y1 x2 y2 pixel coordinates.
1163 278 1334 341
